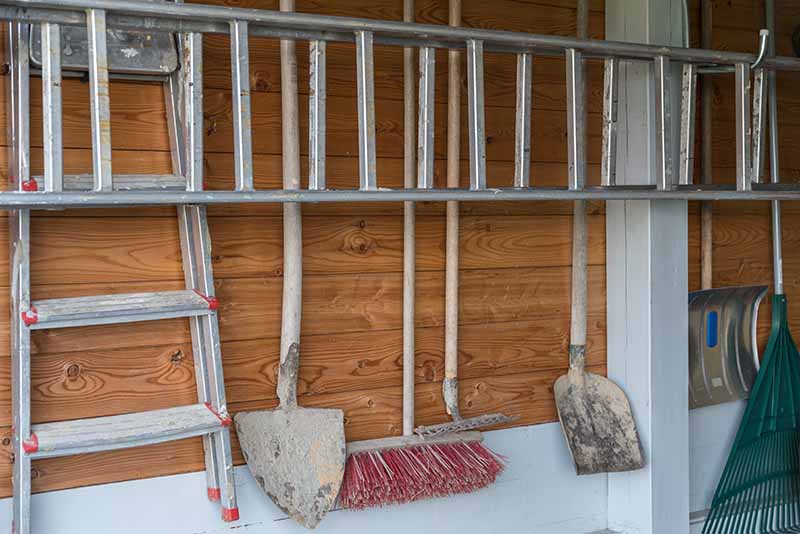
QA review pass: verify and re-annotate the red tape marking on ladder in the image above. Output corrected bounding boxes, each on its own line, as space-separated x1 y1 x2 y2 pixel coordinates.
204 403 232 427
193 290 219 311
21 308 38 327
222 507 239 522
21 179 38 192
22 433 38 454
207 487 221 502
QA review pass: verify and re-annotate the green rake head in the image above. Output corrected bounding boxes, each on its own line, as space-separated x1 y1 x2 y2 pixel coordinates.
702 295 800 534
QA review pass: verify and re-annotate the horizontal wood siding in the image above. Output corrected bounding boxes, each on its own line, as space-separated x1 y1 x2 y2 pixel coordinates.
0 0 608 496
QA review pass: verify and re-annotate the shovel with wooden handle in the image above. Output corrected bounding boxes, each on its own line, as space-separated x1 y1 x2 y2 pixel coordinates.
554 201 645 475
234 0 345 526
554 0 644 477
235 343 345 529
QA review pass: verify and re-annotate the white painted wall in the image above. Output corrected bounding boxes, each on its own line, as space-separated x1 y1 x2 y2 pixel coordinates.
0 424 609 534
688 401 746 533
0 404 742 534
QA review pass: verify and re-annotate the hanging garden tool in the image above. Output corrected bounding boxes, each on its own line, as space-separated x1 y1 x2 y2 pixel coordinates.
702 3 800 530
340 0 511 510
412 0 515 455
234 0 345 528
554 0 645 475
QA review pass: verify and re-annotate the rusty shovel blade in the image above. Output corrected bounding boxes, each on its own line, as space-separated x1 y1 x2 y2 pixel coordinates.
554 369 645 476
235 406 345 529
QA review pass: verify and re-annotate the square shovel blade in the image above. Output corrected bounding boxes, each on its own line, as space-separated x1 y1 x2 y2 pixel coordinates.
554 370 645 475
235 406 345 529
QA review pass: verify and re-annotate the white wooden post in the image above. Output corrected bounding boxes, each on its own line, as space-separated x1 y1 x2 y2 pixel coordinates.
605 1 689 533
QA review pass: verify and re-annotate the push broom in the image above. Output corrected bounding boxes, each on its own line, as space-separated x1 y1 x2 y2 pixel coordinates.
339 0 513 510
702 6 800 531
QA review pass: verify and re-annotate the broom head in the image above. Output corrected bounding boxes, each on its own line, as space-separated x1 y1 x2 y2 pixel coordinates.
340 432 505 509
703 295 800 534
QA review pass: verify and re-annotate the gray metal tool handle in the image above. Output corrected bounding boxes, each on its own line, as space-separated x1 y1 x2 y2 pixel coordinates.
277 342 300 409
766 0 783 293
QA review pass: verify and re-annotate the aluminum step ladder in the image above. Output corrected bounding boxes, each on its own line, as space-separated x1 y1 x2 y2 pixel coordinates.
5 14 239 534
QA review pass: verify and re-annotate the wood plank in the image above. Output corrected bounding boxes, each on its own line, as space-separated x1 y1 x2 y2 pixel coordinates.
202 152 606 217
0 265 606 357
0 212 604 285
0 148 604 218
0 76 170 152
195 0 606 22
203 37 605 113
0 364 604 497
0 316 606 426
203 88 603 163
210 213 606 279
710 1 800 37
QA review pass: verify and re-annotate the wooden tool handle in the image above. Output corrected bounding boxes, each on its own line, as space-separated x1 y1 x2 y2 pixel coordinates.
402 0 416 437
570 200 588 349
277 342 300 408
444 0 462 420
279 0 303 365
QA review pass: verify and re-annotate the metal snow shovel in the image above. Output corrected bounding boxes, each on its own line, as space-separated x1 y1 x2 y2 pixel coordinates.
554 202 645 475
235 343 345 529
686 17 768 410
688 285 767 409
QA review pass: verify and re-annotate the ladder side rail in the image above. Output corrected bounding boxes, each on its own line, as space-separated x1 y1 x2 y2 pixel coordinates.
751 68 767 183
678 63 697 186
86 8 112 191
184 32 204 192
180 28 237 518
5 1 800 69
654 55 673 191
417 45 435 189
355 31 377 191
735 62 753 192
168 78 222 503
514 52 532 188
7 22 33 534
466 39 486 191
231 20 254 192
601 58 619 187
191 204 238 519
41 21 62 192
308 39 326 190
566 48 585 190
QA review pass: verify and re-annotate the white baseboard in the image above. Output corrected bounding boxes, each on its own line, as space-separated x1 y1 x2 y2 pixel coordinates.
0 424 608 534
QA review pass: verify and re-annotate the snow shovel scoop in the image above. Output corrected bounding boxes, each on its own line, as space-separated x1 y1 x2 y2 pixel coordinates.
554 201 645 475
235 343 345 529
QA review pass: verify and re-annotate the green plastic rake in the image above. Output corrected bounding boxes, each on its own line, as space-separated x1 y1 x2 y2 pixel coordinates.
702 294 800 534
702 8 800 531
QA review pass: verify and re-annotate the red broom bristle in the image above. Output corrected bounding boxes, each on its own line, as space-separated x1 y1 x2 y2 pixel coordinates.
339 441 506 510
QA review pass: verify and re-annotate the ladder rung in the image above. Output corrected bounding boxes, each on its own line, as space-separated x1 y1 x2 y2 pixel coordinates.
23 289 218 330
30 174 186 192
26 403 231 459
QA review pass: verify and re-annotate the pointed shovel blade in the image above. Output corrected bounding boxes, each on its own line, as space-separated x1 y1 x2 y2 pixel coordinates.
235 406 345 529
554 369 645 475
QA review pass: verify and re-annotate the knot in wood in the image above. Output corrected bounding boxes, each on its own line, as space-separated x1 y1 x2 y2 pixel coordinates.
66 363 81 379
170 350 183 364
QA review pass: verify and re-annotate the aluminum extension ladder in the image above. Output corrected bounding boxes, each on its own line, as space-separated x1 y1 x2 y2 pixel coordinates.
5 15 239 534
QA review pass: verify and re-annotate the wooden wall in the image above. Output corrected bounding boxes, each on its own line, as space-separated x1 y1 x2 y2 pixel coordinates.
0 0 795 500
686 0 800 353
0 0 607 496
